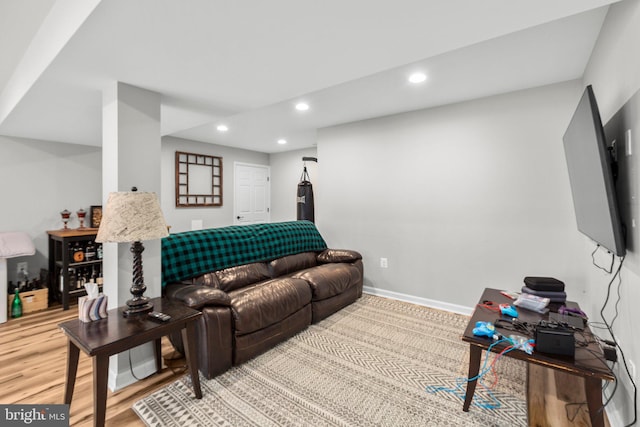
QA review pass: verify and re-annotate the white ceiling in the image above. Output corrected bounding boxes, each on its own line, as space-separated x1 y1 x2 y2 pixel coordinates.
0 0 620 153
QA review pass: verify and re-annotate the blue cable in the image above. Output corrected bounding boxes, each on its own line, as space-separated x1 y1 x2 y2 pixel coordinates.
426 338 522 410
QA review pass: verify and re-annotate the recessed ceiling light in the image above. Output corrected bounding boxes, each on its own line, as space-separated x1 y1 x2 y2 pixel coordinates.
277 139 287 145
408 72 427 84
295 102 310 111
216 124 228 132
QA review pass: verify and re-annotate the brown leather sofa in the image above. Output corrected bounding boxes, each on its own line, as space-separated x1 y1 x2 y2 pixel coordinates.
165 247 363 378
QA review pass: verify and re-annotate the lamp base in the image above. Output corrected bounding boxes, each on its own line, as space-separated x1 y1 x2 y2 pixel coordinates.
122 241 153 317
122 297 153 317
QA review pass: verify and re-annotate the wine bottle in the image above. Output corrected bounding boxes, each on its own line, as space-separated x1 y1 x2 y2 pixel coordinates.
11 288 22 318
18 268 28 289
77 268 86 290
69 268 77 290
85 241 96 261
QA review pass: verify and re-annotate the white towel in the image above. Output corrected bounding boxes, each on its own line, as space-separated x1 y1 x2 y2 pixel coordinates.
0 232 35 258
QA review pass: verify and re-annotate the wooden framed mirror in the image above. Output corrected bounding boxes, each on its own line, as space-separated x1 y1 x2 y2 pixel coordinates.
175 151 223 207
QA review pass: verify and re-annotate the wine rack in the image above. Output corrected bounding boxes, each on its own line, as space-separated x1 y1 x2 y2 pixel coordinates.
47 229 103 310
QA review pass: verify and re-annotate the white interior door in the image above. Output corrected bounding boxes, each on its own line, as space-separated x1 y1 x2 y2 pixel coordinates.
234 163 270 224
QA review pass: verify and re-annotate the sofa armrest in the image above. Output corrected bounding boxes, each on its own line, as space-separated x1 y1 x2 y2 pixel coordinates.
165 283 231 310
317 249 362 264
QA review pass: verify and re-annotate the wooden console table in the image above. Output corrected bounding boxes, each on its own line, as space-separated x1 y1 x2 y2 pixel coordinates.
462 288 614 427
59 297 202 427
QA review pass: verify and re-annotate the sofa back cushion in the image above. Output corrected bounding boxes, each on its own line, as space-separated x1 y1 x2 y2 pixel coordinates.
215 262 270 292
268 252 317 278
317 249 362 264
192 273 220 287
161 220 327 287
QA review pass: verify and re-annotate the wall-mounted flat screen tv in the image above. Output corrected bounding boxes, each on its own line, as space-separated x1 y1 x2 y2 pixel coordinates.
563 85 626 256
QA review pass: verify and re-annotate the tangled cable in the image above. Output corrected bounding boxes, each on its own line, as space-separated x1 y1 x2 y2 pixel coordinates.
426 337 531 410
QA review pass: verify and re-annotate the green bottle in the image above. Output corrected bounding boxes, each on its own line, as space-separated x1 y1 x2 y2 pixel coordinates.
11 288 22 318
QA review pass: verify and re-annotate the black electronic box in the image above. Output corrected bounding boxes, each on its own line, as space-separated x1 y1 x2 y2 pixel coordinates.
535 325 575 358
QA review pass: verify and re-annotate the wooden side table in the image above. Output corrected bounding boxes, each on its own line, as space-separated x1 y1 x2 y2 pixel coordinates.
59 297 202 427
462 288 614 427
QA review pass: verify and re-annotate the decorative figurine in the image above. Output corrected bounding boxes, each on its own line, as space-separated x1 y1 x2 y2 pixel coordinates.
60 209 72 230
77 208 87 229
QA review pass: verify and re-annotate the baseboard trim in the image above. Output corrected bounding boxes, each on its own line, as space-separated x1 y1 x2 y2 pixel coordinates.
363 286 474 316
108 346 157 392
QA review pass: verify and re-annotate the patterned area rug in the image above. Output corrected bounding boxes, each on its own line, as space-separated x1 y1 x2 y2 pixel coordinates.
134 294 527 426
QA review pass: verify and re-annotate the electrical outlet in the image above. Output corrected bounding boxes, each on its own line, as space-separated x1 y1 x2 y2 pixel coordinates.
380 258 388 268
16 262 27 275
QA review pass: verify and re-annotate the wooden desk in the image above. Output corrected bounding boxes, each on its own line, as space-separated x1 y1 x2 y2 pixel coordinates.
59 297 202 427
462 288 614 427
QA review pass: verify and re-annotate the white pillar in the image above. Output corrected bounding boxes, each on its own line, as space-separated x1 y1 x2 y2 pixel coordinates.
102 82 162 391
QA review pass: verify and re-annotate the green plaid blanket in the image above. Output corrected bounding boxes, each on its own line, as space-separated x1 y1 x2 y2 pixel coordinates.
161 221 327 287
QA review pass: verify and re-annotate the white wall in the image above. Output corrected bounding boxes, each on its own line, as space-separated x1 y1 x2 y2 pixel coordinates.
317 81 587 308
584 0 640 122
582 0 640 424
269 147 318 222
161 136 269 233
0 133 274 278
0 135 101 282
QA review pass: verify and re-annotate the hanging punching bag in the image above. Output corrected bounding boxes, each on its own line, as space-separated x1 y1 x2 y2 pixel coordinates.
297 165 315 222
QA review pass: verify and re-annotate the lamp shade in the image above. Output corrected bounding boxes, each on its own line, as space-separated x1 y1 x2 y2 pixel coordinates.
95 191 168 243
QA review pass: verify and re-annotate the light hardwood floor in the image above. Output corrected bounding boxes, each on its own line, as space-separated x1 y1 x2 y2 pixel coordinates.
0 305 610 426
0 305 186 427
528 364 611 427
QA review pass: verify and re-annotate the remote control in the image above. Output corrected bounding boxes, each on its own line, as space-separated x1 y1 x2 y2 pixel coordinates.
148 311 171 322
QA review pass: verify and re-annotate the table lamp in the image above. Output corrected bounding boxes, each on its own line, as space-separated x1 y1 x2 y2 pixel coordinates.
95 188 168 317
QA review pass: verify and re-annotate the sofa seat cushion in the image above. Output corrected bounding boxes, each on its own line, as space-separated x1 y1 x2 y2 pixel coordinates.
229 278 311 335
294 263 361 301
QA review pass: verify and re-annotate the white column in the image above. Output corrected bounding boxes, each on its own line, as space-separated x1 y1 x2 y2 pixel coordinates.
102 82 162 391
